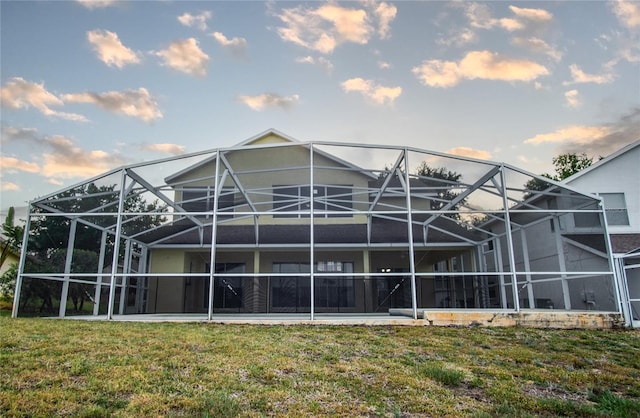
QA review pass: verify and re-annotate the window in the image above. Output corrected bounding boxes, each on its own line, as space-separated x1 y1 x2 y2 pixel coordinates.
573 202 602 228
271 261 355 310
601 193 630 226
204 263 245 310
273 186 309 218
273 185 352 218
180 187 235 214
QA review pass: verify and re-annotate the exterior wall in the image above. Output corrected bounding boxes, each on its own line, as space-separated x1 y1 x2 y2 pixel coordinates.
169 142 374 226
0 250 19 277
147 249 186 313
565 144 640 234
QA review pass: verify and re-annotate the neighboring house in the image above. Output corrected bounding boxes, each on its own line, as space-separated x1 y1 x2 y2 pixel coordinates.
0 238 19 278
12 130 621 323
563 140 640 327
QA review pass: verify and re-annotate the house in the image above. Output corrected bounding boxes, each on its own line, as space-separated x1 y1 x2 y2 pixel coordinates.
562 141 640 327
11 130 623 325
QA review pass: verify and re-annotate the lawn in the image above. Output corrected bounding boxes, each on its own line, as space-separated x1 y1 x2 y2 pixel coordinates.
1 317 639 417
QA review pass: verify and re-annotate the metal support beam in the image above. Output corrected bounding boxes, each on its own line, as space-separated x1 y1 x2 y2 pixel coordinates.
107 170 127 320
310 144 316 320
93 230 108 315
403 149 418 320
422 166 500 229
126 168 204 228
369 151 405 211
119 240 132 315
500 166 520 312
59 219 77 318
520 229 535 308
552 216 571 309
208 152 221 320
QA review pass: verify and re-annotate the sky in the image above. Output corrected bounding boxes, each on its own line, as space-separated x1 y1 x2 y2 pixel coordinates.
1 0 639 216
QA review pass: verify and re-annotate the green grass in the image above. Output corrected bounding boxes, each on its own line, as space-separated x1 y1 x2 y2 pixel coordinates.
1 318 639 417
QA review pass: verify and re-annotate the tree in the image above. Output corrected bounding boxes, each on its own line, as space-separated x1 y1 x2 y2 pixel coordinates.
524 153 594 195
551 153 593 180
415 162 465 215
16 183 166 313
30 182 166 258
0 207 24 299
1 207 23 269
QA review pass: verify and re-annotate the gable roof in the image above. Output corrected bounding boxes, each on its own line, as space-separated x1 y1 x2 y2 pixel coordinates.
165 129 378 184
563 140 640 184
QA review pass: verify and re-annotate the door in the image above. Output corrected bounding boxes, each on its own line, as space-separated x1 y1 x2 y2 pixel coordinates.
622 256 640 328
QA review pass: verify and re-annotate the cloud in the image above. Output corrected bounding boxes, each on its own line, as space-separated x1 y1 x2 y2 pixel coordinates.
211 32 248 57
62 87 162 122
341 77 402 105
564 89 581 108
565 64 615 84
177 11 212 31
1 126 128 182
1 126 40 143
0 77 87 121
274 2 396 54
295 55 334 73
524 108 640 157
373 1 397 39
508 5 553 23
237 93 300 111
437 28 477 47
465 3 551 31
0 156 40 173
412 50 549 88
446 147 492 160
610 0 640 29
1 181 19 192
76 0 117 9
512 37 562 61
524 125 612 145
87 29 140 68
141 143 186 155
154 38 209 77
378 61 391 69
40 136 126 179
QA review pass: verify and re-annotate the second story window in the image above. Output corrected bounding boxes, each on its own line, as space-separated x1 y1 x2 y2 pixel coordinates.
273 185 352 218
601 193 630 226
180 187 235 214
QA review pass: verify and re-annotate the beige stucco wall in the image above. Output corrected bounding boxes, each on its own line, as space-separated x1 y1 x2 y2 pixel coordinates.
168 140 374 226
147 249 186 313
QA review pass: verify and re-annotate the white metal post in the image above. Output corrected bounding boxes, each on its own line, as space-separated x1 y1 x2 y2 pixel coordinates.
499 166 520 312
403 149 418 320
494 239 507 308
520 229 535 308
208 152 221 321
93 231 108 315
59 219 77 318
552 216 571 309
309 144 315 320
118 240 132 315
12 206 32 318
107 169 127 320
